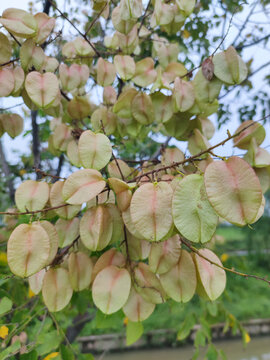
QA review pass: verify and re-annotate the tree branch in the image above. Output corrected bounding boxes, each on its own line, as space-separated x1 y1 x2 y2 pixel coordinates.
181 238 270 286
31 110 42 179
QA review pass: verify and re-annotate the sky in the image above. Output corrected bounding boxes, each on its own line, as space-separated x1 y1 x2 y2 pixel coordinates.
0 0 270 165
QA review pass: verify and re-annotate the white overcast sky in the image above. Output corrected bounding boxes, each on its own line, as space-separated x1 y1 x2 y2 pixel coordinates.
0 0 270 164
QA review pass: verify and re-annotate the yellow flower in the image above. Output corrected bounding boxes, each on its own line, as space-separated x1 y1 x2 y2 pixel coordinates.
19 169 27 176
182 29 191 39
28 288 35 298
0 325 9 339
0 252 7 265
123 317 129 326
43 352 59 360
244 332 251 344
221 253 229 263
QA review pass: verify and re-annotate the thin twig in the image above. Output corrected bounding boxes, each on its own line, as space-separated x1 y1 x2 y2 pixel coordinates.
181 238 270 286
0 57 19 67
129 113 270 183
85 2 108 36
47 0 100 56
0 203 68 216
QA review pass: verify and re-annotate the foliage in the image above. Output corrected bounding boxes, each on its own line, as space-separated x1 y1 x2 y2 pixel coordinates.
0 0 270 359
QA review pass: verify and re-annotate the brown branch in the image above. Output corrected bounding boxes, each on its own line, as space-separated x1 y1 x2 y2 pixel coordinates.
0 203 68 216
138 0 152 34
85 2 108 36
181 238 270 286
34 167 66 180
50 235 80 266
61 89 71 101
47 0 100 57
0 57 19 68
236 33 270 50
129 113 270 183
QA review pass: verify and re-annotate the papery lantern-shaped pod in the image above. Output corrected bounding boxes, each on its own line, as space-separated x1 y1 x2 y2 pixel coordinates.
92 265 131 314
103 86 117 105
35 220 59 265
33 12 55 44
233 120 265 150
68 252 93 291
108 178 132 212
162 112 191 140
29 269 46 295
41 56 59 73
108 160 131 180
78 130 112 170
131 92 155 125
193 249 226 301
0 114 24 138
130 182 174 242
25 71 60 108
132 58 157 87
244 138 270 168
188 129 211 157
161 147 184 167
97 58 116 86
173 174 218 244
152 36 179 68
0 68 15 97
50 181 81 219
0 33 12 64
55 217 80 248
151 92 173 124
92 248 126 282
198 117 215 140
160 249 197 302
121 230 151 261
163 62 188 83
255 167 270 194
67 96 92 120
175 0 195 15
62 169 106 205
134 263 166 304
42 267 73 312
116 25 139 55
20 39 45 71
52 123 72 151
86 189 115 208
114 55 135 80
119 0 143 20
107 204 125 244
173 77 195 112
0 8 38 38
80 205 113 251
67 139 82 168
7 223 50 277
112 6 136 35
15 180 49 212
59 64 89 92
204 157 263 226
91 107 117 135
150 0 174 27
122 205 146 239
149 235 181 274
11 67 25 96
193 69 222 104
113 88 138 118
213 46 248 85
123 287 155 322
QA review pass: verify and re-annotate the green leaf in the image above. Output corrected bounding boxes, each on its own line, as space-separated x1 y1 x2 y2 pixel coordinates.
177 314 196 341
206 302 218 317
20 350 38 360
78 354 94 360
0 340 21 360
36 330 62 356
60 344 75 360
126 321 144 346
0 297 12 315
194 329 206 348
205 344 218 360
